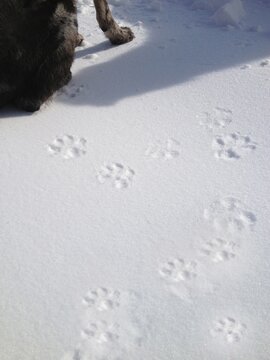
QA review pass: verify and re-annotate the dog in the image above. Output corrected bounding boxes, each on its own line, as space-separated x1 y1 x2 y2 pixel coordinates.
0 0 134 112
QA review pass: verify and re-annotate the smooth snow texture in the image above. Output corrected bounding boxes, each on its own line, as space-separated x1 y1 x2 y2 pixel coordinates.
1 0 270 360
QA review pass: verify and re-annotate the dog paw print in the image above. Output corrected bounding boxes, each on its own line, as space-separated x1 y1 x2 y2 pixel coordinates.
199 107 233 131
212 132 256 160
204 197 256 234
211 317 247 343
47 135 87 159
61 83 85 98
200 238 236 263
145 138 180 159
83 53 99 61
240 64 252 70
97 163 135 189
82 288 120 311
260 59 270 67
159 258 197 282
81 321 119 344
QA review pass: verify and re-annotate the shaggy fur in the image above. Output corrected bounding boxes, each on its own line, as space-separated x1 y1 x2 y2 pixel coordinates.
0 0 134 112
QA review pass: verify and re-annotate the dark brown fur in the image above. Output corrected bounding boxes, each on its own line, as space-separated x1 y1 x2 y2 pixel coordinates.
0 0 134 112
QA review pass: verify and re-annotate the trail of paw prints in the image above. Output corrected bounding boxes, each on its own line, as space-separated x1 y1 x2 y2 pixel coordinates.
242 59 270 70
82 288 120 312
198 107 233 132
97 163 135 189
212 132 257 161
145 138 180 159
199 238 237 263
210 317 247 343
159 258 215 301
46 135 87 159
204 197 256 235
62 289 147 360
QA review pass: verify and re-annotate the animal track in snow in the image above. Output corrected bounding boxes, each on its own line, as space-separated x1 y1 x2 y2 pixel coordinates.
211 317 247 343
82 288 120 311
145 138 180 159
81 320 120 344
240 64 252 70
199 107 233 131
204 197 256 234
159 258 197 282
47 135 87 159
97 163 135 189
61 83 85 98
212 132 256 160
159 258 215 301
65 289 147 360
260 59 270 67
83 53 99 61
200 238 237 263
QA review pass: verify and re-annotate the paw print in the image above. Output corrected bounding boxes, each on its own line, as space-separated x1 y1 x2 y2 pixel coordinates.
82 287 120 311
46 135 87 159
81 320 119 344
212 132 256 161
199 107 233 131
82 53 99 61
240 64 252 70
159 258 197 282
145 138 180 159
200 238 236 263
61 83 85 98
97 163 135 189
260 59 270 67
204 197 256 234
211 317 247 343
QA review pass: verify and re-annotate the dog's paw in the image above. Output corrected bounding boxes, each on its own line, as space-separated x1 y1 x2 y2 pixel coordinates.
106 26 135 45
76 33 84 47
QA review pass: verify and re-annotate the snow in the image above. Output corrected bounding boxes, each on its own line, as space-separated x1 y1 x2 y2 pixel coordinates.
212 0 245 27
0 0 270 359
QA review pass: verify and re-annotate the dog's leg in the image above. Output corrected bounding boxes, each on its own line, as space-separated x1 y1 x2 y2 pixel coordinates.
93 0 134 45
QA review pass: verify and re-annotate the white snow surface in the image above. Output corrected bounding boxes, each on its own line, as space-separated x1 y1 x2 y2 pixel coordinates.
1 0 270 359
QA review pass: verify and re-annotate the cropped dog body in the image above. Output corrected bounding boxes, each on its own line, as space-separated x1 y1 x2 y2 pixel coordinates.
0 0 134 112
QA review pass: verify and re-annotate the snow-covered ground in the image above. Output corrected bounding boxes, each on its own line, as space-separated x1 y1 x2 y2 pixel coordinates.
1 0 270 359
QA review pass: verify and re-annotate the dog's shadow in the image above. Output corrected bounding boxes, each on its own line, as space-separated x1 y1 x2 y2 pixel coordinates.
0 106 33 119
75 41 112 59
